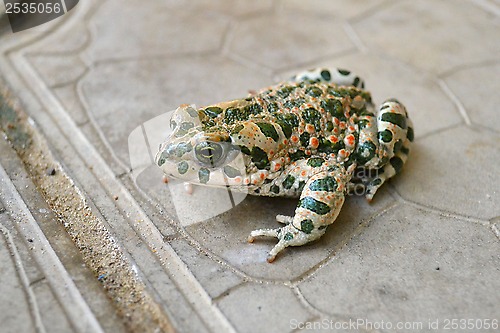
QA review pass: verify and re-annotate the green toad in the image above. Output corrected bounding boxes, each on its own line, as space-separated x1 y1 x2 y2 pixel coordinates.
156 68 413 262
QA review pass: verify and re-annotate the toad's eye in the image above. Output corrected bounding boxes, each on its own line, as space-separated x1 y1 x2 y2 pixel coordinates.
194 141 224 167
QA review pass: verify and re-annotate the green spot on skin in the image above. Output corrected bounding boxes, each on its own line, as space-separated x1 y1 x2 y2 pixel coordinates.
394 139 403 153
175 142 193 157
361 91 372 104
309 176 337 192
175 122 195 136
317 137 344 154
157 150 169 166
283 232 294 241
300 132 310 146
177 161 189 174
256 122 279 142
170 120 177 130
267 102 279 113
306 86 323 97
320 70 331 81
251 146 269 169
299 197 331 215
244 103 263 115
284 98 305 109
301 219 314 234
407 127 414 142
401 146 410 155
378 129 393 143
289 150 306 161
276 120 292 139
276 113 299 128
282 175 295 189
380 112 407 129
338 69 351 75
223 165 241 178
277 86 295 98
356 141 376 164
371 178 382 186
239 145 251 155
224 107 248 124
326 121 334 131
321 99 343 118
307 157 324 167
353 77 360 87
390 156 404 174
298 180 306 192
198 168 210 184
204 107 223 118
270 185 280 194
302 108 322 131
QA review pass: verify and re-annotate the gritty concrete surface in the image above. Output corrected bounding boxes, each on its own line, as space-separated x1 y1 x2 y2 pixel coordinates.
0 0 499 332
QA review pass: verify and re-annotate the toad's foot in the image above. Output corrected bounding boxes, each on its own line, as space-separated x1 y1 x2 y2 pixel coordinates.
248 224 316 263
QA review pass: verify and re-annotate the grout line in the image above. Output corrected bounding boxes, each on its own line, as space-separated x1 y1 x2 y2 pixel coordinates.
491 223 500 241
0 224 47 333
342 22 368 53
469 0 500 16
389 187 491 226
292 286 325 317
0 164 104 333
438 59 500 78
436 79 472 126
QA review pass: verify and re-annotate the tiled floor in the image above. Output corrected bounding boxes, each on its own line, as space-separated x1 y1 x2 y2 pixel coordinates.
0 0 499 332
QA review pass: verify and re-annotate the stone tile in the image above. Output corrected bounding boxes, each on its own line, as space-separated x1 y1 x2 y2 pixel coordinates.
353 0 500 73
395 125 500 220
26 19 91 54
0 228 36 333
217 283 310 333
281 0 391 20
181 186 395 281
27 54 87 88
444 63 500 131
52 83 90 126
86 0 229 60
227 13 355 70
32 280 74 333
169 238 244 299
0 216 46 286
298 205 500 327
80 55 273 166
280 52 462 139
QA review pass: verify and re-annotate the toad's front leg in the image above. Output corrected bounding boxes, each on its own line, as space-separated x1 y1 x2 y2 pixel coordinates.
249 168 348 262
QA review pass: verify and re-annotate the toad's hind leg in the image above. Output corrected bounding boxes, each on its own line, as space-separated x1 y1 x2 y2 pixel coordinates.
290 68 365 89
249 167 349 262
363 99 414 200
